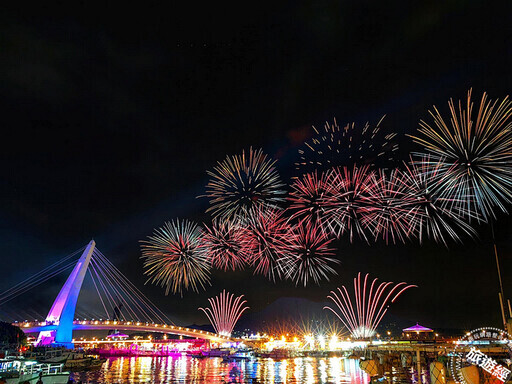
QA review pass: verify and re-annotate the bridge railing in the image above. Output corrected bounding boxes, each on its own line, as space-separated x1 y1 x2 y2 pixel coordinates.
15 320 232 341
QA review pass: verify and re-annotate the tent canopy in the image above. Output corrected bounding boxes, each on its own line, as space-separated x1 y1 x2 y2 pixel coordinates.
107 332 129 338
402 323 433 332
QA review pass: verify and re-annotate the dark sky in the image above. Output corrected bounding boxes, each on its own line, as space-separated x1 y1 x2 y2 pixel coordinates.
0 1 511 330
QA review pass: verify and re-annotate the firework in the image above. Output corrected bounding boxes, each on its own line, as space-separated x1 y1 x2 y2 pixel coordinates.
202 218 249 271
198 290 249 337
400 157 477 245
287 170 332 228
243 206 291 281
410 89 512 220
203 147 287 219
360 169 417 244
140 220 210 296
322 165 374 242
280 221 339 287
295 116 399 174
324 273 416 338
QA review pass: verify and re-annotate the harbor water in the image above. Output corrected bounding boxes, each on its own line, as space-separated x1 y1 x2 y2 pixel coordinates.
71 356 370 383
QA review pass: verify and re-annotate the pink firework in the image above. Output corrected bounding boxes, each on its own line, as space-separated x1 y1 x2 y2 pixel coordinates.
281 221 339 287
324 273 416 338
323 165 374 242
243 206 291 281
287 170 332 228
360 169 418 244
202 218 250 271
198 290 249 337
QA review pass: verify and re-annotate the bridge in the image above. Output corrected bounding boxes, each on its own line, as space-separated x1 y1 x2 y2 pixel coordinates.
1 240 233 347
18 320 230 343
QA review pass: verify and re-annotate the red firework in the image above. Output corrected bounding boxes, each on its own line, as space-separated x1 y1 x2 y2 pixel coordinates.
323 165 374 242
360 169 418 244
243 206 291 281
287 170 332 228
280 221 339 287
202 218 250 271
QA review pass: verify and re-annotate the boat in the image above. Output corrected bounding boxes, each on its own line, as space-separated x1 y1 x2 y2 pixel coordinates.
24 348 105 371
223 348 254 361
259 348 291 359
201 348 232 357
0 357 70 383
64 352 106 371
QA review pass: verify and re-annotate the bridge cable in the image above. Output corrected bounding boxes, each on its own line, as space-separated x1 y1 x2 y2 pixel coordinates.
93 249 172 324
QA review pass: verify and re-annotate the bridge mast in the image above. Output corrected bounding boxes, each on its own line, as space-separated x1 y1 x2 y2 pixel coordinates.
37 240 96 347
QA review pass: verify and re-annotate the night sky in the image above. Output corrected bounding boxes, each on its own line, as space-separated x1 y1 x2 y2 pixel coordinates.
1 2 511 331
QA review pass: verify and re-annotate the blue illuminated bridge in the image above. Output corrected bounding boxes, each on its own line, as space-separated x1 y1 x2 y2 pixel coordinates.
1 241 233 346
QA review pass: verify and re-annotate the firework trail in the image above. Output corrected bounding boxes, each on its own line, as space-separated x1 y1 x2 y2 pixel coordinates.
361 169 418 244
324 272 416 338
203 147 287 219
140 220 210 296
322 165 374 242
198 290 249 337
410 89 512 221
243 206 291 281
202 218 249 271
295 116 399 174
287 170 332 228
280 221 339 287
400 157 477 245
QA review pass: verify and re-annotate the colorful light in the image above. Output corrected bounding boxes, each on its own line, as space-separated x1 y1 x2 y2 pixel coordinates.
322 165 374 242
295 117 399 174
198 290 249 337
280 221 339 286
410 89 512 220
243 206 291 281
324 272 416 338
140 220 211 295
203 147 287 219
202 218 249 271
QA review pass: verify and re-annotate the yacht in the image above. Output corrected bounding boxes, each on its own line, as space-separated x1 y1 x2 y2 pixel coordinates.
0 357 70 383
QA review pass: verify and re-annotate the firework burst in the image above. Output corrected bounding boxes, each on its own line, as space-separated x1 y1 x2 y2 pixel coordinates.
140 220 210 296
280 221 339 287
411 89 512 220
295 116 399 174
322 165 374 242
243 206 291 281
287 170 332 227
360 169 418 244
198 290 249 337
202 218 249 271
400 157 477 245
203 147 287 219
324 273 416 338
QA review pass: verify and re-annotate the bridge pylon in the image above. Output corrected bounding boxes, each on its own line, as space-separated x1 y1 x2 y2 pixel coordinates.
36 240 96 347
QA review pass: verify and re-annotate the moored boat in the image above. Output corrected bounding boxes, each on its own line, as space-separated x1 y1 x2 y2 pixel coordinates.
0 357 70 383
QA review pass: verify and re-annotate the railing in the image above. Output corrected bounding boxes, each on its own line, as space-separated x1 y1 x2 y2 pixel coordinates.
24 363 64 375
16 320 232 340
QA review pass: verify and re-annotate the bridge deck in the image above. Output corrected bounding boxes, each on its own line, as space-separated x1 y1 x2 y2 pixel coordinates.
17 320 233 343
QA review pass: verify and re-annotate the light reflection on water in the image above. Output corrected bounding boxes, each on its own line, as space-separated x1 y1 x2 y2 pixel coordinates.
72 356 370 384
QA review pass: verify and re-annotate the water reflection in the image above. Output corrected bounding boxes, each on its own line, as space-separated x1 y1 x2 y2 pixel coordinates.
72 356 370 383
